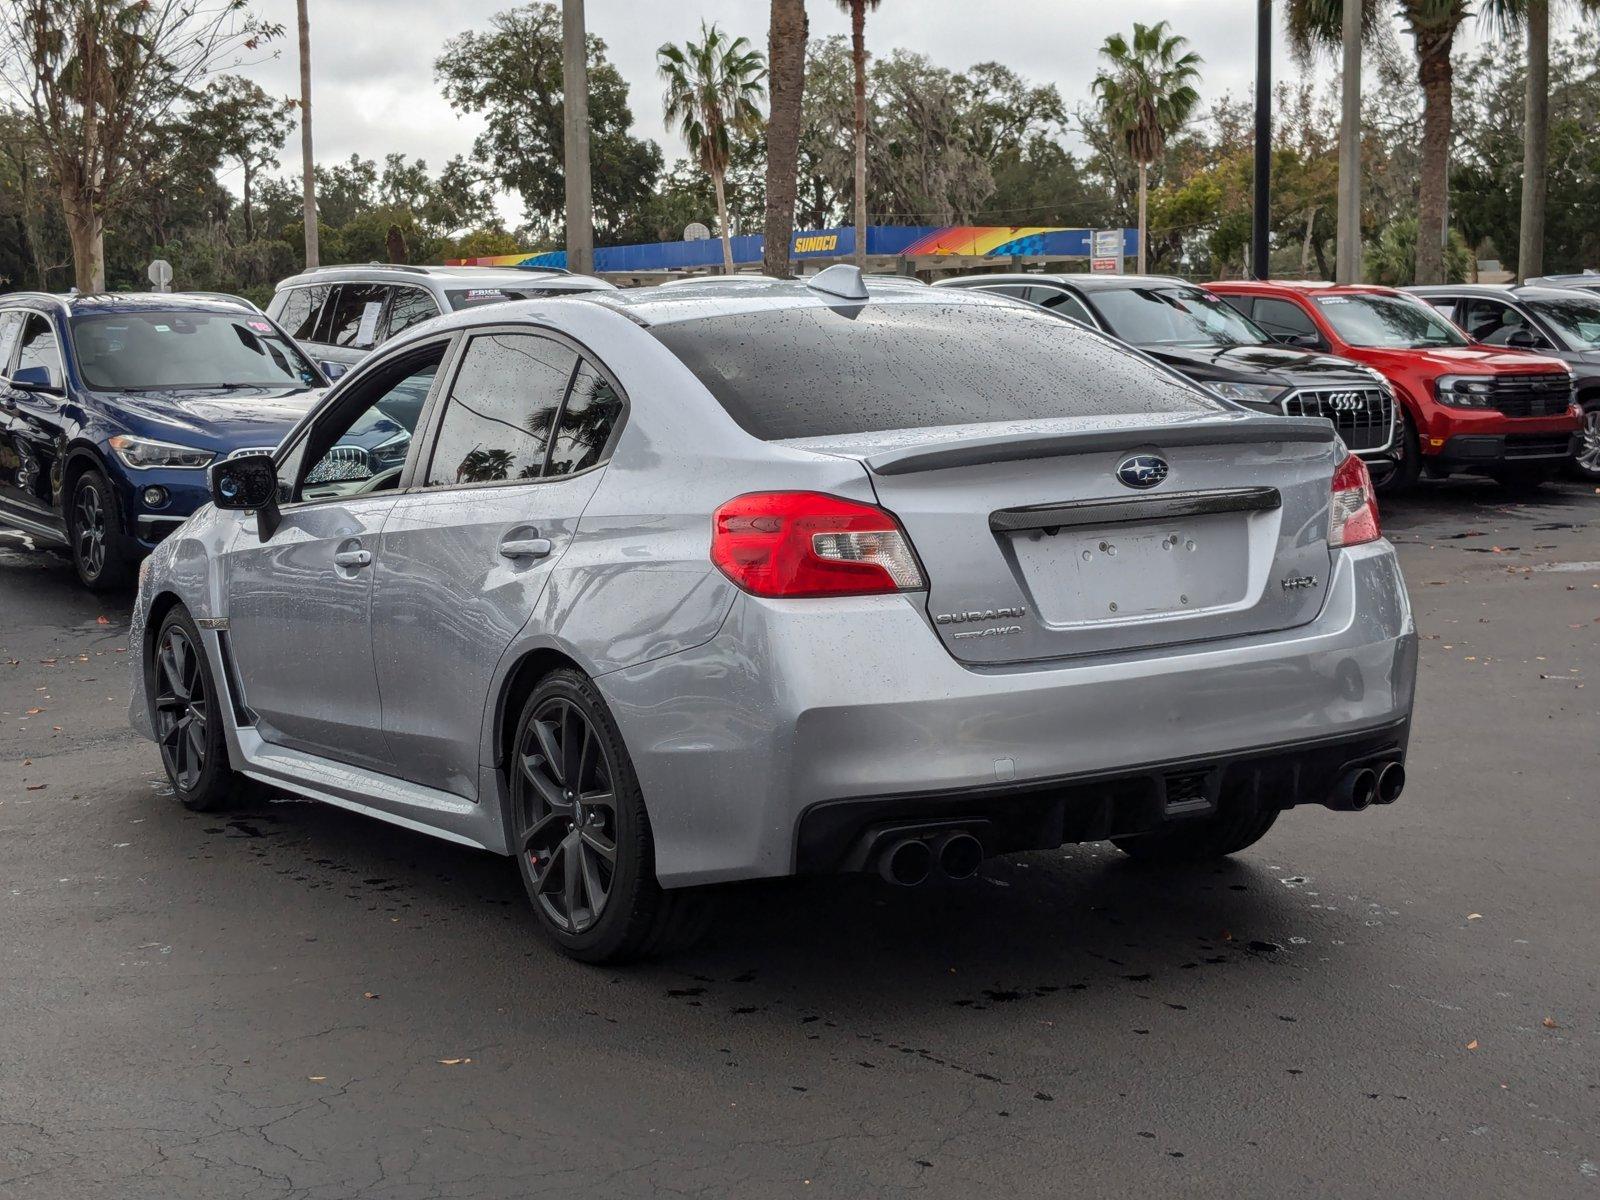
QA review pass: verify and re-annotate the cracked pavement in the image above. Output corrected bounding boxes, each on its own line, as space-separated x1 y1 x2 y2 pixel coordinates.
2 476 1597 1198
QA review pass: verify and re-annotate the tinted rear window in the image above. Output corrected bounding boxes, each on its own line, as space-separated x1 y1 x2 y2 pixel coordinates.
649 300 1219 440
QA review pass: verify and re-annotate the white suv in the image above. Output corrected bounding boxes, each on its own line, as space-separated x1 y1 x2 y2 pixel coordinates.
266 263 615 376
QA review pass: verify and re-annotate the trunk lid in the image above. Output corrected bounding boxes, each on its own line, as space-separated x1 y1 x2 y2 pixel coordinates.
784 412 1340 665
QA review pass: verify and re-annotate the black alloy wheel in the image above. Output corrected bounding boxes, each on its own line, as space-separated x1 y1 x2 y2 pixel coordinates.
73 479 108 581
153 623 210 793
69 470 134 589
1372 406 1420 495
1570 402 1600 481
517 696 620 935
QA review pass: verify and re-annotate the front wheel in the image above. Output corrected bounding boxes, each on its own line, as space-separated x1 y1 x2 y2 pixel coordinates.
510 668 711 963
149 606 239 812
1568 401 1600 481
1372 406 1421 495
69 469 137 590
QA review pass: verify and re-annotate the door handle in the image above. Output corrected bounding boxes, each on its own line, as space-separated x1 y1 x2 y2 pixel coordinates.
499 537 553 560
333 548 372 568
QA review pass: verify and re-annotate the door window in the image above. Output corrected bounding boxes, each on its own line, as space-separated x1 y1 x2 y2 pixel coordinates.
1251 297 1321 343
546 361 623 476
385 288 441 339
16 314 64 385
1028 287 1095 326
324 285 392 350
424 332 577 487
0 311 24 373
1460 299 1538 347
277 286 332 342
293 347 445 502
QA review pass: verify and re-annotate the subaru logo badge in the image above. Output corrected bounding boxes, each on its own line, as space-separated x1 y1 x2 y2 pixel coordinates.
1116 454 1169 490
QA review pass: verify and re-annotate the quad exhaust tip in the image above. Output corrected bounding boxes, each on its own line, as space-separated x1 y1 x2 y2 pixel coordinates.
936 832 984 880
879 837 933 887
1375 760 1406 805
1335 766 1379 811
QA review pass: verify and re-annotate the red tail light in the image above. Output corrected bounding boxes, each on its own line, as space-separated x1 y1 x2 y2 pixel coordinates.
1329 453 1380 548
711 491 926 597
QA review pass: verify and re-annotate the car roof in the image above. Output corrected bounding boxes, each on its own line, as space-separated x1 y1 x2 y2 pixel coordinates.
273 263 616 291
1207 279 1405 298
1408 283 1590 301
0 291 273 317
934 272 1193 291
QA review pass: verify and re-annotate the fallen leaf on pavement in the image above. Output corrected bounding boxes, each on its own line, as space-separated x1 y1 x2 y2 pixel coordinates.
437 1058 472 1066
96 615 109 625
26 784 46 791
25 707 42 715
308 1075 326 1082
1466 1040 1479 1051
1542 1017 1559 1030
363 992 379 1000
1467 913 1482 920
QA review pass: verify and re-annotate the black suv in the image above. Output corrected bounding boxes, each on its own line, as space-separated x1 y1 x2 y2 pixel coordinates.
934 273 1400 484
1409 283 1600 480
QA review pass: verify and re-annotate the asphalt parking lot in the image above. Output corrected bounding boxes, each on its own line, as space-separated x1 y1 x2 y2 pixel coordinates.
2 478 1596 1200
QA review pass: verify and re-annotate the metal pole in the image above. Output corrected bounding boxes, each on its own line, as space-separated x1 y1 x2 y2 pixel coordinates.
1252 0 1272 280
1335 0 1362 283
562 0 594 276
296 0 318 268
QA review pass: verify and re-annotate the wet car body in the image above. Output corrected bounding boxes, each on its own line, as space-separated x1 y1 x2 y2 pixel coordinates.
129 271 1417 961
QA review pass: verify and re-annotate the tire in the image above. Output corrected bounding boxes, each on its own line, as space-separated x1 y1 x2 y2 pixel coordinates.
1111 800 1280 866
69 468 137 590
1567 400 1600 482
509 668 712 964
149 606 238 812
1372 405 1421 496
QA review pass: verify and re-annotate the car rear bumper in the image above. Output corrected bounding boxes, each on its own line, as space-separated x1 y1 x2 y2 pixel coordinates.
598 540 1417 887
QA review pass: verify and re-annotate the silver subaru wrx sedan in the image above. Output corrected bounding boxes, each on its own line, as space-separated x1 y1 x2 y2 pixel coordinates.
129 268 1417 963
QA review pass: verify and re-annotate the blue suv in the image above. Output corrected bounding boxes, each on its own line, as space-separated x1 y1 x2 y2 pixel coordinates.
0 293 327 589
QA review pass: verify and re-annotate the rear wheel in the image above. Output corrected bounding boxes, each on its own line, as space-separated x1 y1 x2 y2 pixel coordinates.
510 668 710 963
1567 400 1600 482
1111 801 1280 866
150 606 238 812
69 469 136 590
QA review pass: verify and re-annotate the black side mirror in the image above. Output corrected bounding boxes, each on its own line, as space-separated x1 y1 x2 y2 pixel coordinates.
319 361 349 381
10 365 61 393
1505 328 1545 350
1273 332 1322 350
209 453 281 539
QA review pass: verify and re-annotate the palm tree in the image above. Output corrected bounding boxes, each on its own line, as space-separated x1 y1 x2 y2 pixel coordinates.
834 0 880 267
763 0 809 278
296 0 318 267
658 23 768 274
1286 0 1471 285
1092 22 1203 275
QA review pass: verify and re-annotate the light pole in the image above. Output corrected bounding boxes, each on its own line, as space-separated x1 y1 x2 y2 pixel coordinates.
1251 0 1272 280
1334 0 1362 283
562 0 594 276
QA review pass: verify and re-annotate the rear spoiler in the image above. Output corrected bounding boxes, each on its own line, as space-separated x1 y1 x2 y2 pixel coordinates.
865 417 1334 477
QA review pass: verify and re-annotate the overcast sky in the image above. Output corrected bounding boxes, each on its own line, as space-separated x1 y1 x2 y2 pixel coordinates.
233 0 1557 230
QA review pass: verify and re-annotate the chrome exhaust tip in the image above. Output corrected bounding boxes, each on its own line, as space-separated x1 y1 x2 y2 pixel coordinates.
935 832 984 880
878 837 933 887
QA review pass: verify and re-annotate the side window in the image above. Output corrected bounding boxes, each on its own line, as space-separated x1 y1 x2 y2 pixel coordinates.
547 361 623 476
1252 297 1321 343
16 314 64 384
324 284 391 350
1462 299 1533 347
0 311 24 373
385 288 442 340
424 332 578 487
980 284 1032 302
275 287 326 342
295 351 444 501
1424 298 1461 324
1029 287 1095 326
1216 294 1255 322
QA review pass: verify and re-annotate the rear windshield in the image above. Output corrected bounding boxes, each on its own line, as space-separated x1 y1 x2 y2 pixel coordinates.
649 300 1220 440
71 311 320 391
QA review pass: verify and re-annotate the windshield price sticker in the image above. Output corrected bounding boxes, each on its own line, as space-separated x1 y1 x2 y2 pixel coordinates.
1316 297 1351 304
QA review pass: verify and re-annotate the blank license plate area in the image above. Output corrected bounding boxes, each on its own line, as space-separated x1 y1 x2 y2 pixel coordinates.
1007 512 1249 625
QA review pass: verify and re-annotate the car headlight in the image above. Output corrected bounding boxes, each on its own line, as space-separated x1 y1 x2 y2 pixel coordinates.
1434 375 1499 408
108 435 216 470
1210 381 1289 408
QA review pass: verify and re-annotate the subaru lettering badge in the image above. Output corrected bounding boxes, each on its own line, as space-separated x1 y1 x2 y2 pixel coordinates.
1116 453 1169 490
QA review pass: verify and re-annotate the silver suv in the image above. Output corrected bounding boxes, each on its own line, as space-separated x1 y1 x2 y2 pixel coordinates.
266 263 615 377
131 270 1417 963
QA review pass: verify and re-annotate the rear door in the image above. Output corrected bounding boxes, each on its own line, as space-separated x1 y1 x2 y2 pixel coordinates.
1 312 69 521
370 328 622 799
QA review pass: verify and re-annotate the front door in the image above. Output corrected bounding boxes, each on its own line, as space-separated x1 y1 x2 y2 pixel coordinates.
220 345 446 769
0 312 69 527
371 330 623 798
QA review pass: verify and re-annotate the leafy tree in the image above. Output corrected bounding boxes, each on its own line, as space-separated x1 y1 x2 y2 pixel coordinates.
1092 21 1203 273
0 0 282 290
1364 215 1473 284
435 2 661 242
187 75 294 242
834 0 881 266
658 22 767 272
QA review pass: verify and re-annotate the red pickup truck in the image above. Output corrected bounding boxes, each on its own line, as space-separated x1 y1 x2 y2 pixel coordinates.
1207 281 1580 490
